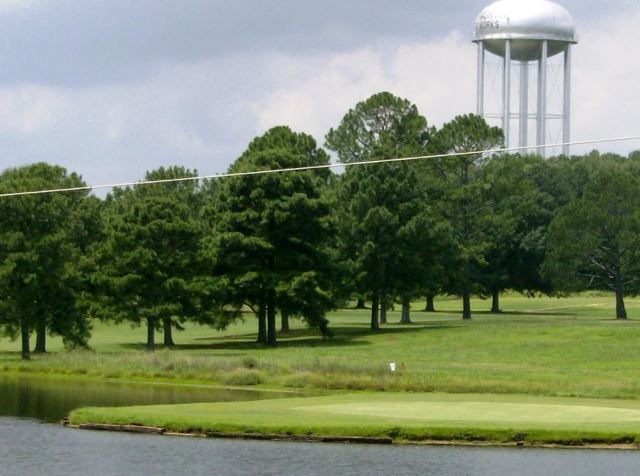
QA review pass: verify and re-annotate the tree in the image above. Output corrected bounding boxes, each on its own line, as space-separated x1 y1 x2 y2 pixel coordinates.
326 92 435 327
395 212 450 325
325 91 432 165
208 126 334 345
542 169 640 319
429 114 503 319
94 166 207 349
0 163 91 359
475 154 555 312
335 160 437 329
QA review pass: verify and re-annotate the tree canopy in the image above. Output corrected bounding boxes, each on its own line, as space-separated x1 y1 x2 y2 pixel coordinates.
0 163 91 358
327 92 441 327
325 91 432 164
208 126 335 345
428 114 504 319
543 168 640 319
93 166 208 349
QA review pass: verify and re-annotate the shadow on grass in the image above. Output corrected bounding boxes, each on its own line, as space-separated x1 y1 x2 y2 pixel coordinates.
496 311 578 317
419 309 580 318
117 324 443 352
0 351 23 361
193 333 258 341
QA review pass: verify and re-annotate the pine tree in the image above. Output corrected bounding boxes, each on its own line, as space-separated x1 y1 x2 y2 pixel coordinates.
207 126 335 345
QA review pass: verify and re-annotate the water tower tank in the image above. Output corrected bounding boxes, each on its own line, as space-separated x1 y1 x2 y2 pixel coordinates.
473 0 578 155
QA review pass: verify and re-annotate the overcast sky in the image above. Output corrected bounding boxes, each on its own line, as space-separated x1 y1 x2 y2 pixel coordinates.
0 0 639 186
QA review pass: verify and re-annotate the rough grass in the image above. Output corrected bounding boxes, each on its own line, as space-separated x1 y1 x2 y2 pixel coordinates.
68 392 640 446
3 294 640 398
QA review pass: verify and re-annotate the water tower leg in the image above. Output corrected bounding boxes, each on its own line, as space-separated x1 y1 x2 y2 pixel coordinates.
519 61 529 151
503 40 512 148
563 45 572 156
537 40 548 157
477 42 485 116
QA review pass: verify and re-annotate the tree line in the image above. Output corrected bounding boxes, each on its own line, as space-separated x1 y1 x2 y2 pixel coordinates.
2 91 640 359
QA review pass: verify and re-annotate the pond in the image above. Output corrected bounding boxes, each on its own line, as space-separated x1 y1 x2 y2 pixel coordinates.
1 375 640 476
0 375 291 423
3 417 640 476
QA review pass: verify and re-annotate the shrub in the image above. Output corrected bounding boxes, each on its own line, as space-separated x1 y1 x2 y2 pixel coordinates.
241 357 259 369
222 369 265 386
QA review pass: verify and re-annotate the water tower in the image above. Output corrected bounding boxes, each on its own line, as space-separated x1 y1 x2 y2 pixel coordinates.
473 0 578 156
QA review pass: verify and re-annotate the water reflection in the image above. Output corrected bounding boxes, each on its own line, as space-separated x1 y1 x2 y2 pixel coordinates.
0 375 289 422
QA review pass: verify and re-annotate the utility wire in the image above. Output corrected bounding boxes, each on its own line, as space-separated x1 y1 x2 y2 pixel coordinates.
0 135 639 198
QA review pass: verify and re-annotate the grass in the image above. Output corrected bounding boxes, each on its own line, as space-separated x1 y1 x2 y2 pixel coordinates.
68 392 640 446
3 293 640 398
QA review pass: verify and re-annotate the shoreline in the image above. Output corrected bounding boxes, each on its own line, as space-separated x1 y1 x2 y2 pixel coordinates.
7 371 640 451
0 369 308 395
65 392 640 451
65 421 640 451
4 367 640 404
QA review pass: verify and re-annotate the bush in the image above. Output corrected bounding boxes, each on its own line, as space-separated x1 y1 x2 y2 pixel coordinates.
222 369 265 386
241 357 259 369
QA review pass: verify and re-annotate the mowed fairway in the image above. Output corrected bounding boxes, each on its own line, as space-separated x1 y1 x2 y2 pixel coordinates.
3 294 640 399
69 392 640 445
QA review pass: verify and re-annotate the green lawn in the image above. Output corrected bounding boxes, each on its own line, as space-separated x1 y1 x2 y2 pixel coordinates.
69 391 640 446
3 293 640 398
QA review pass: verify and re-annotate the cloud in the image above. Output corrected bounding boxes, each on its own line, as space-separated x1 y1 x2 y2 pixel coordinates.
0 1 618 88
252 49 391 140
252 10 640 157
0 1 639 190
0 0 466 87
0 59 262 185
390 33 476 127
0 0 37 16
252 32 477 144
572 6 640 153
0 85 66 133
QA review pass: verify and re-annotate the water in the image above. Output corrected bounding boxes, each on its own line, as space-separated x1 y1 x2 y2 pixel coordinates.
0 375 290 422
2 417 640 476
1 376 640 475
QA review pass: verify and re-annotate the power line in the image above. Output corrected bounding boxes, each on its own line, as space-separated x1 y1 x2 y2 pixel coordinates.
0 135 639 198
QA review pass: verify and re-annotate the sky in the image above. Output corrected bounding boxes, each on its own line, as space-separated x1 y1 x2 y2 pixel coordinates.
0 0 639 186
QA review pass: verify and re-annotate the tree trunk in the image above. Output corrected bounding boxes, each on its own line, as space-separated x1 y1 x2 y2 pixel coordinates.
355 298 366 309
146 317 156 350
34 322 46 353
20 317 30 361
163 317 175 346
257 302 267 344
425 295 435 313
462 290 472 320
491 288 501 314
615 285 628 320
380 292 388 324
370 294 380 331
280 310 290 333
267 295 277 346
400 297 412 324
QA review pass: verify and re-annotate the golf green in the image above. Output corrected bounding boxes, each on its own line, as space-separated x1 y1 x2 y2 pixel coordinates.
296 401 640 425
69 392 640 445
